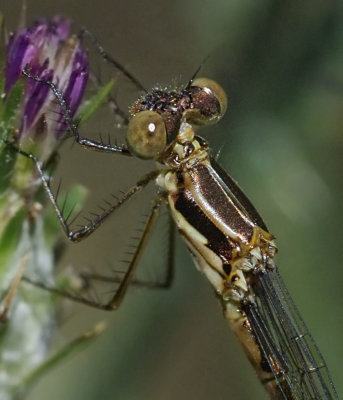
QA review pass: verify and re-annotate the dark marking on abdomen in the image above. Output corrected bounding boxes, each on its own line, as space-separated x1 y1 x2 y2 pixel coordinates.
174 188 236 263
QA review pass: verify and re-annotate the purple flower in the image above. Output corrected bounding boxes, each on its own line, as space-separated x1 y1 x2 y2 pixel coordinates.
4 16 89 138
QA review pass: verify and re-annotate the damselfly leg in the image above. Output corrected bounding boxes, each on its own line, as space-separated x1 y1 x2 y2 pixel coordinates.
77 29 146 125
78 28 147 93
21 194 170 310
79 212 175 290
5 139 171 310
22 69 131 156
4 44 171 310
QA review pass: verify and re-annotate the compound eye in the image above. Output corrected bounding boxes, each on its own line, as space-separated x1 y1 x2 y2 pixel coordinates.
127 110 167 159
185 77 227 125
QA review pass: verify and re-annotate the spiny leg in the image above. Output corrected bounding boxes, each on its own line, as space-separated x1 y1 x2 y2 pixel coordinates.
22 68 132 156
105 195 164 309
87 58 130 126
78 29 141 125
80 205 175 290
131 212 175 289
5 141 159 242
78 28 147 92
23 195 165 310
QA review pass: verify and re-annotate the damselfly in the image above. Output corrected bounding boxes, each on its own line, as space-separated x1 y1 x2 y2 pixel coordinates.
7 35 339 399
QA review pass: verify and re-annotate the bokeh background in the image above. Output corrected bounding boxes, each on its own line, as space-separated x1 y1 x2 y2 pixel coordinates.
2 1 343 399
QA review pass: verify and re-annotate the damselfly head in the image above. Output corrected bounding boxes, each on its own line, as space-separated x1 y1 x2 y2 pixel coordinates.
127 78 227 160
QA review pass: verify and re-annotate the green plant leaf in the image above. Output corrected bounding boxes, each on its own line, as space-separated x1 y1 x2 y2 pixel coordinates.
77 79 115 125
18 322 106 393
0 81 24 130
0 207 25 275
0 140 18 192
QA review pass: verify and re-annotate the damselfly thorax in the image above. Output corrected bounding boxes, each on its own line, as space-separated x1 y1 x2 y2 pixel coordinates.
158 121 276 303
14 66 338 400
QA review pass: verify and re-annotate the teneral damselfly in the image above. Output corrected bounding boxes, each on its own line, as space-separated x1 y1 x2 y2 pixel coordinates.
8 57 338 399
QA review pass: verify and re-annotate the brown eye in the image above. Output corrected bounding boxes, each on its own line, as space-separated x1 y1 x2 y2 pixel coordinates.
126 110 167 159
185 77 227 125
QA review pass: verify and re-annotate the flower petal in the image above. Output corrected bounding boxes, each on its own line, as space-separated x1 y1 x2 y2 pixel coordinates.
5 32 34 94
5 16 88 143
20 65 53 135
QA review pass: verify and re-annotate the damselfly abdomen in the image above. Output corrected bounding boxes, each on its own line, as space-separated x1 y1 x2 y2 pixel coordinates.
12 67 338 400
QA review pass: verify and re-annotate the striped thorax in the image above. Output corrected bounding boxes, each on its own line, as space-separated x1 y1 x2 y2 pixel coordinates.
157 121 277 316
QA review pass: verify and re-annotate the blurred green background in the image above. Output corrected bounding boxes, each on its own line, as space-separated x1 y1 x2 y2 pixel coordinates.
2 1 343 399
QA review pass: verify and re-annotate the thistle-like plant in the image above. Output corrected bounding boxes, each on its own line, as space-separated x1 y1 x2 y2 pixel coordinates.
0 13 109 399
